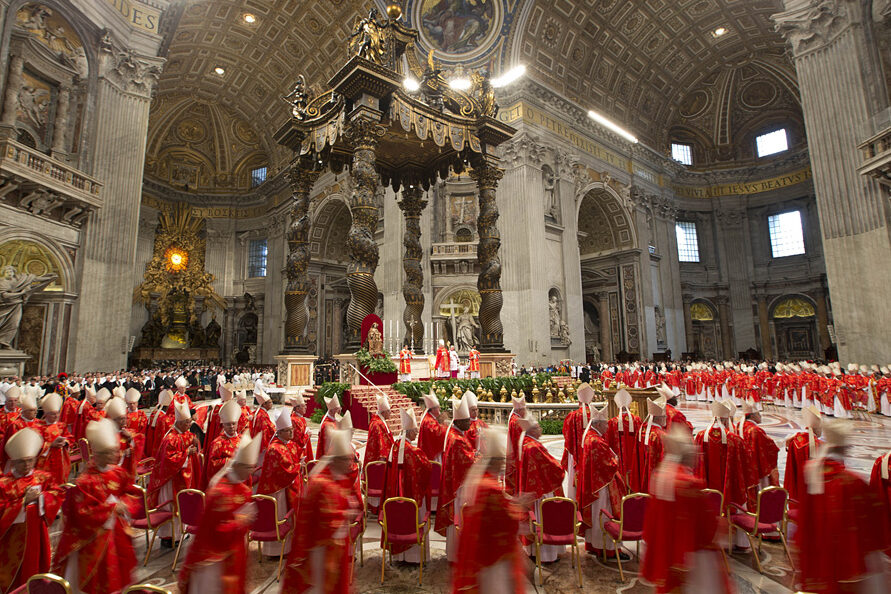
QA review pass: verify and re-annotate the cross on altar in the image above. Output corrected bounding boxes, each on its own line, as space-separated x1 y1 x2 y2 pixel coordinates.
408 316 417 352
441 299 462 346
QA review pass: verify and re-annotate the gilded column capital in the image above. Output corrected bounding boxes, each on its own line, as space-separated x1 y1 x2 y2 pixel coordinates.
468 164 504 190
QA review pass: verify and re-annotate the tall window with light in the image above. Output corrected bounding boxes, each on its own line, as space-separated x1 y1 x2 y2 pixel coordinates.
675 221 700 263
756 129 788 158
250 166 267 188
248 239 268 277
671 143 693 166
768 211 805 258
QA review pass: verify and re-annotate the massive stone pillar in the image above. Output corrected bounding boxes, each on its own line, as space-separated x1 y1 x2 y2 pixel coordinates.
774 0 891 363
70 43 163 371
596 292 613 362
398 186 426 349
717 297 734 359
813 289 832 355
283 165 321 352
470 162 505 352
51 86 70 156
344 119 383 345
757 297 773 359
682 294 695 355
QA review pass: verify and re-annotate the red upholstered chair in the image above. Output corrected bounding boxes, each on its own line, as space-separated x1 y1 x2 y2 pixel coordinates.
24 573 71 594
530 497 583 587
363 460 387 515
68 445 82 476
426 461 441 512
729 486 793 573
599 492 650 581
122 586 172 594
130 485 174 566
248 494 294 581
135 457 155 488
379 497 429 585
171 488 206 571
76 438 91 467
701 488 731 569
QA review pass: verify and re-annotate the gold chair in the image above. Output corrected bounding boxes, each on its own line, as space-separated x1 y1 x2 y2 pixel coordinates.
599 492 650 581
130 485 175 566
530 496 583 588
729 486 793 573
248 494 294 581
26 573 71 593
122 585 173 594
379 497 428 586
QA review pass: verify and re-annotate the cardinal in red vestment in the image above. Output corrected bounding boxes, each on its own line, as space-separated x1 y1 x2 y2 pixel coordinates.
284 390 313 462
797 421 888 593
316 393 341 460
452 428 529 593
0 428 62 592
505 394 526 496
784 405 822 504
53 419 142 593
204 400 242 486
578 404 626 557
173 376 193 409
144 389 173 457
147 400 201 544
560 382 594 499
178 431 260 594
642 425 732 593
418 392 446 463
467 346 481 379
124 388 147 454
281 428 359 593
694 401 756 512
516 415 565 562
257 408 304 557
1 392 39 470
365 394 394 467
734 399 779 507
434 339 451 379
633 398 668 494
59 386 80 435
606 388 640 490
104 396 141 478
35 393 72 484
869 450 891 556
463 391 489 453
250 389 275 455
381 408 432 563
435 396 476 563
203 382 235 458
398 346 412 383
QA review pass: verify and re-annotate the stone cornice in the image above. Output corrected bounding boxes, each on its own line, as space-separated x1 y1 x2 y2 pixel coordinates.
772 0 860 57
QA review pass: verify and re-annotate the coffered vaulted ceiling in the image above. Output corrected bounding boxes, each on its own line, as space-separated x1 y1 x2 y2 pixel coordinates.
148 0 798 189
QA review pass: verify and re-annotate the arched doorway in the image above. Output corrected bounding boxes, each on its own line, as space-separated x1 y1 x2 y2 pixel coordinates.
310 197 352 356
577 185 641 360
690 300 721 359
771 295 818 360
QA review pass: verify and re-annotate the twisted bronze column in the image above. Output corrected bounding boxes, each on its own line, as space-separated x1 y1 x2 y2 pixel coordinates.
471 164 505 351
284 164 321 351
398 186 427 349
344 119 384 345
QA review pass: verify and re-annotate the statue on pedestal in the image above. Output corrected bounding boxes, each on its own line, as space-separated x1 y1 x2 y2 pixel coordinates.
456 306 479 353
0 266 56 349
366 321 383 356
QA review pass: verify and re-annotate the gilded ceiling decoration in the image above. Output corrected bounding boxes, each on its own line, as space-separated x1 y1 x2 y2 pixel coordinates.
773 296 816 319
144 94 268 192
577 189 634 256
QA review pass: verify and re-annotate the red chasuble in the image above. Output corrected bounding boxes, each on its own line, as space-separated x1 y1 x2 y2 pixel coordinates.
434 346 450 375
36 421 72 485
315 413 338 460
250 408 275 452
606 412 640 489
281 466 354 593
145 409 173 460
505 414 523 496
518 435 564 499
633 424 665 495
257 438 303 510
59 396 79 433
71 405 102 443
119 428 144 480
465 418 488 452
381 440 432 554
434 430 475 535
177 474 253 594
418 411 445 461
784 431 819 503
796 458 886 593
146 428 201 506
365 414 394 467
451 472 526 594
204 432 240 487
0 471 62 592
737 420 779 506
694 426 755 507
125 411 148 444
202 404 223 457
0 418 39 468
560 406 587 473
577 429 624 529
291 415 313 462
868 453 891 555
664 404 693 432
641 461 730 593
52 464 141 594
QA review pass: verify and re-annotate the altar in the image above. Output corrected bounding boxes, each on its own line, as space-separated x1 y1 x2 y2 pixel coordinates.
391 354 432 381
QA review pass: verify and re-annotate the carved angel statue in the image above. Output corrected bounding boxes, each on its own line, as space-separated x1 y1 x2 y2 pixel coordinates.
349 8 386 64
0 266 56 349
282 74 310 120
470 69 498 117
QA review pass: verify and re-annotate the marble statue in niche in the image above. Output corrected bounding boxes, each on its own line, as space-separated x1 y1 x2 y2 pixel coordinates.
543 165 559 220
0 265 56 349
456 305 479 352
655 305 667 345
549 293 561 338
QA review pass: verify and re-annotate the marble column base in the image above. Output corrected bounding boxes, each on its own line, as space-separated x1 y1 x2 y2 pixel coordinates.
0 349 29 376
274 354 316 387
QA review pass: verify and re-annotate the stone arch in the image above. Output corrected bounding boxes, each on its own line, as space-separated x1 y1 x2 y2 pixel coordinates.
769 294 819 360
311 194 351 264
0 234 72 292
690 298 721 359
575 183 637 257
769 294 816 319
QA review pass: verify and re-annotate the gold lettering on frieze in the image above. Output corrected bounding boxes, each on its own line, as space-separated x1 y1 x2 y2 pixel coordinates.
106 0 161 33
141 196 269 219
672 167 813 199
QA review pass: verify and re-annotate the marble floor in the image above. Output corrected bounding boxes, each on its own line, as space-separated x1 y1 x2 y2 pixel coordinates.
54 402 891 593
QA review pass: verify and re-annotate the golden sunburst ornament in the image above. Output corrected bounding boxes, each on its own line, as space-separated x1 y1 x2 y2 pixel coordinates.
164 246 189 272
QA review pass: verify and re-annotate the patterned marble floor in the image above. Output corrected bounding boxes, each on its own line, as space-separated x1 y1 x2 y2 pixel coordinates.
54 402 891 593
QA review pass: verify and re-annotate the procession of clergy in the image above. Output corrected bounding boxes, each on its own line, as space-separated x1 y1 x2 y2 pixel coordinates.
0 365 889 593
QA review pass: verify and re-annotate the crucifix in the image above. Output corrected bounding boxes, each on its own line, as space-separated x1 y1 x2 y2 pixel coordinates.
408 315 417 353
440 299 462 346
